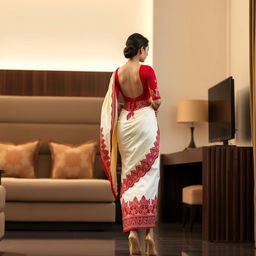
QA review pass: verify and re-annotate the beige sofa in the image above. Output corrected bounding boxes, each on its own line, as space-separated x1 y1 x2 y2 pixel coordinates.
0 96 115 227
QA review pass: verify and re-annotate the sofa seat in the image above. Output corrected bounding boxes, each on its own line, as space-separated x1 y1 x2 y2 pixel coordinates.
2 178 114 202
5 202 115 222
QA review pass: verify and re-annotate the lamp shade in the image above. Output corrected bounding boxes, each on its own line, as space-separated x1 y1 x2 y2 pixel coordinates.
177 100 208 123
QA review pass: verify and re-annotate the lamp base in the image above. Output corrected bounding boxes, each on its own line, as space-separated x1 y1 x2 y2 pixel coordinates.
185 126 196 150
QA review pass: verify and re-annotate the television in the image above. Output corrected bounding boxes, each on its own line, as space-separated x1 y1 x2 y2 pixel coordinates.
208 76 235 145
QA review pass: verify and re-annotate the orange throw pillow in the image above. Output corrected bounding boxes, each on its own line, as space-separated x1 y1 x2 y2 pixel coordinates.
0 140 40 178
49 140 98 179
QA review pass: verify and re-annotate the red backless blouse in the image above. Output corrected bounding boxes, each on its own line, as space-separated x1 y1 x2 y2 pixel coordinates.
115 65 161 120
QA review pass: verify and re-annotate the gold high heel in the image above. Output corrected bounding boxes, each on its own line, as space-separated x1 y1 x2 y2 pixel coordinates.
145 234 157 256
128 232 141 255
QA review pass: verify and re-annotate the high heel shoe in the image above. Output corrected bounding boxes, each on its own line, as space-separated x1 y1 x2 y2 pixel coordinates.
145 234 157 256
128 232 141 255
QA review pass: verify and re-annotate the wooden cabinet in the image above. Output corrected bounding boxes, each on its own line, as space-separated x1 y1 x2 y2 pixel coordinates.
160 146 254 242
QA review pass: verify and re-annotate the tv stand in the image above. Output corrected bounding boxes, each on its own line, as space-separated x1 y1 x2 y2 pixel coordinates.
160 146 253 242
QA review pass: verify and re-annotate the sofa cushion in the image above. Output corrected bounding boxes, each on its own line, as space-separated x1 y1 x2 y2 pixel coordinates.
2 177 114 202
0 140 40 178
34 154 106 179
0 123 101 155
49 140 98 179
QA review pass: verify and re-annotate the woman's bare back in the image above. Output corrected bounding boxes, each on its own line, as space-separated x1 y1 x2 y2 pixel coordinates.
117 64 143 98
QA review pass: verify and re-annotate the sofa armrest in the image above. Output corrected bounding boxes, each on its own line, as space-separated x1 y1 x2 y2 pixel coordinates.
0 170 6 185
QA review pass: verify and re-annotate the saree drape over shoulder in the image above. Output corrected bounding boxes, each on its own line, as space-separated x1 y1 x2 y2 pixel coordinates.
100 65 161 232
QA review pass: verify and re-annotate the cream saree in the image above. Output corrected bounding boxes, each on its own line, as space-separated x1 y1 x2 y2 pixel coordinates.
100 72 160 232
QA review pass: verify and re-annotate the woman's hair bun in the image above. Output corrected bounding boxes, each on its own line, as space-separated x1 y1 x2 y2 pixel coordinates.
124 46 137 58
123 33 149 59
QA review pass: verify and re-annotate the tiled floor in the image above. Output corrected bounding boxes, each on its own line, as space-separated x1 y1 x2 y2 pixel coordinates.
0 223 254 256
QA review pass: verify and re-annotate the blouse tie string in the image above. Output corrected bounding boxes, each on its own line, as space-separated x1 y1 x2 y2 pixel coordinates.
126 101 136 120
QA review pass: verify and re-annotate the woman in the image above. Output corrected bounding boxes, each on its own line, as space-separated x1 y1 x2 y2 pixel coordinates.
100 33 161 255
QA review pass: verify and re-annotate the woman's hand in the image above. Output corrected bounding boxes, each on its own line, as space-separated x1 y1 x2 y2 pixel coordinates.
149 98 161 116
149 98 160 117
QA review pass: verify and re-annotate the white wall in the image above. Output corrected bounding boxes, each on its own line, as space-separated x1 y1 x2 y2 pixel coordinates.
154 0 228 153
229 0 251 146
1 0 250 150
0 0 153 71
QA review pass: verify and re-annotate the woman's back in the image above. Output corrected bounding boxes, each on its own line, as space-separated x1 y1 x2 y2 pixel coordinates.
117 64 143 99
115 64 161 119
115 64 160 102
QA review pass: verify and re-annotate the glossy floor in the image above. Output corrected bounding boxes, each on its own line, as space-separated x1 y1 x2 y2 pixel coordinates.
0 223 254 256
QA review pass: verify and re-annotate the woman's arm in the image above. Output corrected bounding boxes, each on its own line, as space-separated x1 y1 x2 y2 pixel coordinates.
145 66 161 113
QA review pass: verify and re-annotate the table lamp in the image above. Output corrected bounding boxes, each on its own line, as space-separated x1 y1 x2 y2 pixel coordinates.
177 100 208 149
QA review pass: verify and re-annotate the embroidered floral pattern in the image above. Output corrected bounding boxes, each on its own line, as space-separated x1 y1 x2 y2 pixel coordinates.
122 216 156 232
123 100 151 112
100 127 110 173
149 88 161 100
120 129 160 196
123 100 151 120
121 195 158 232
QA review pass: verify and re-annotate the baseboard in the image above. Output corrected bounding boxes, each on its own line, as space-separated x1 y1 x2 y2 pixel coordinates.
5 221 115 231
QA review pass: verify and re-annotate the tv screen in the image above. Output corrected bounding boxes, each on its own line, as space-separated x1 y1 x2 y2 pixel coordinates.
208 76 235 144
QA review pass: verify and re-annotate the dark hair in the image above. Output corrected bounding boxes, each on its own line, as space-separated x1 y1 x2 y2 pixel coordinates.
123 33 149 59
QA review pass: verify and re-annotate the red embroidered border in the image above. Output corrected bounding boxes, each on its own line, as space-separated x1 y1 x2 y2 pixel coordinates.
123 216 157 232
123 100 151 112
120 129 160 196
99 78 119 199
110 82 117 149
100 127 110 172
100 127 117 199
121 196 158 217
124 100 152 120
121 195 158 232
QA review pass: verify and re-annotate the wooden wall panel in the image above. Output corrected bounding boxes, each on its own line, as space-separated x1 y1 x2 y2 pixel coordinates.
202 146 254 242
0 70 112 97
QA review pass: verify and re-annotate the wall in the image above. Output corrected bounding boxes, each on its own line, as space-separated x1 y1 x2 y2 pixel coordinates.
1 0 250 151
154 0 228 153
0 0 153 71
229 0 251 146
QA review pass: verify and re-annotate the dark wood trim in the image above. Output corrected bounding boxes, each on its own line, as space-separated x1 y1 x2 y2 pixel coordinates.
162 147 203 165
5 221 114 231
0 70 112 97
